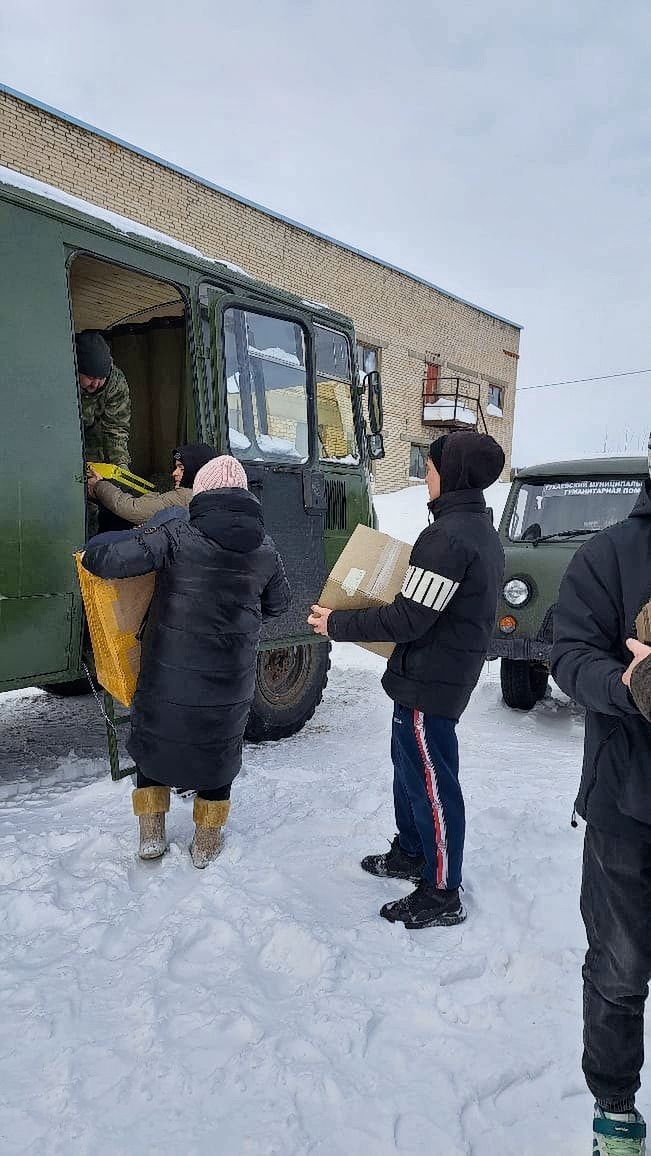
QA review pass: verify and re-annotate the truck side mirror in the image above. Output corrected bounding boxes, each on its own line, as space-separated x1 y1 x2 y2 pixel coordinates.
364 370 384 436
367 432 385 461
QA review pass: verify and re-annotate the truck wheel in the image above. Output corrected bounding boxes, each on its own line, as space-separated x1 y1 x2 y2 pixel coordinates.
245 643 331 742
38 678 92 698
500 658 549 711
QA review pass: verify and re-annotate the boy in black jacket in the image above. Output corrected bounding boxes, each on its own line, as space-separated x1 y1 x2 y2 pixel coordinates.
551 457 651 1154
309 431 505 929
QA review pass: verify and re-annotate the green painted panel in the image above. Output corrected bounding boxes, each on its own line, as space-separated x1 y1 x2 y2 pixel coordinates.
0 594 73 682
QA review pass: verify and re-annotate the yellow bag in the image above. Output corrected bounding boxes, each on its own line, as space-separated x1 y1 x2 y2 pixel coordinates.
75 553 155 707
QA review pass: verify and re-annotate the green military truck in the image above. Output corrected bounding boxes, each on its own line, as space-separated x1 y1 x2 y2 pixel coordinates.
490 455 647 709
0 169 384 741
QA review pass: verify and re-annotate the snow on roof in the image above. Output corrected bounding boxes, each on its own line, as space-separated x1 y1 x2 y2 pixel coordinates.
0 85 523 331
0 163 253 278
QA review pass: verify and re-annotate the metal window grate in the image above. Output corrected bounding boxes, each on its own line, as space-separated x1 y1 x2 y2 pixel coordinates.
325 477 348 531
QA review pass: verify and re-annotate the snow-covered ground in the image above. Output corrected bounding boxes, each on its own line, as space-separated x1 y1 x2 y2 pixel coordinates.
0 482 638 1156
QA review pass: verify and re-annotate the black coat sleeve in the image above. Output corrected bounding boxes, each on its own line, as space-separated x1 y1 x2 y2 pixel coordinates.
551 536 639 717
328 527 469 645
82 523 176 579
261 551 292 620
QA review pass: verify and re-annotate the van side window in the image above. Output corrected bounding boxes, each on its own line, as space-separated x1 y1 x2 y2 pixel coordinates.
315 326 359 464
223 308 309 463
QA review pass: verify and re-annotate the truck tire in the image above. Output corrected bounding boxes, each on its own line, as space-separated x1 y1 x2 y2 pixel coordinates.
245 643 331 742
500 658 549 711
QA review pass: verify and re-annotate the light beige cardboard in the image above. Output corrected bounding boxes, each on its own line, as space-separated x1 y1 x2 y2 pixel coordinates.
320 525 412 658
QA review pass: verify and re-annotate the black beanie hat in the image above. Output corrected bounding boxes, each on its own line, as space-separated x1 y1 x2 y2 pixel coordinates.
173 443 218 488
429 431 505 494
76 331 112 379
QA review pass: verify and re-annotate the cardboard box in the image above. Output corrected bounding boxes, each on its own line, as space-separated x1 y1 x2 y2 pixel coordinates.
636 600 651 644
320 525 411 658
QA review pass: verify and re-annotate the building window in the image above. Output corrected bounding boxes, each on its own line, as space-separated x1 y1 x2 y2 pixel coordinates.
487 383 503 417
357 341 380 379
409 443 429 480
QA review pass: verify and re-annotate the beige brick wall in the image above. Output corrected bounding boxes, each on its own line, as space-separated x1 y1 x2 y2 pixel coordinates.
0 89 520 492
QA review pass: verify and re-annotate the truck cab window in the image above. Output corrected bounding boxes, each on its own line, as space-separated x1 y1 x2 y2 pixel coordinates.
223 308 309 463
315 325 359 464
509 478 643 541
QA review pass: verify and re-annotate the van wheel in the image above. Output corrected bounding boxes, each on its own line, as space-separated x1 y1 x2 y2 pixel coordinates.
500 658 549 711
38 679 92 698
245 643 331 742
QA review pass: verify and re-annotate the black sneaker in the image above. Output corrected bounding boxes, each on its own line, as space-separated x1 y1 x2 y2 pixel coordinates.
361 836 425 882
380 880 466 928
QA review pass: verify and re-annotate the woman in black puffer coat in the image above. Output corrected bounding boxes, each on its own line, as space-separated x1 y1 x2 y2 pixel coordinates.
82 456 291 867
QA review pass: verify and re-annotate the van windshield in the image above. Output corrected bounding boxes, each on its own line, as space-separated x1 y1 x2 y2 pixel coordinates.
508 478 643 542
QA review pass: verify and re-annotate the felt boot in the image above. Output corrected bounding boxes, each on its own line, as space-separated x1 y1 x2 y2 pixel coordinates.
132 785 170 860
190 797 230 869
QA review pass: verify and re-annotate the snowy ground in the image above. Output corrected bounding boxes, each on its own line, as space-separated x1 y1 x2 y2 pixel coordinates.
1 483 643 1155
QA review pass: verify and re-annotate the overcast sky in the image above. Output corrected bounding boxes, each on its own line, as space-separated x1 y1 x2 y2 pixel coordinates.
1 0 649 464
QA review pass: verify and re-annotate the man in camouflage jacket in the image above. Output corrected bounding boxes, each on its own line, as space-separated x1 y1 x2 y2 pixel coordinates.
76 330 131 467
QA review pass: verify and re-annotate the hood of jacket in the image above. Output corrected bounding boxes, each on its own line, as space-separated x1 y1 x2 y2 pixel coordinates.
630 478 651 520
438 431 505 494
428 488 488 520
174 443 217 488
189 488 266 553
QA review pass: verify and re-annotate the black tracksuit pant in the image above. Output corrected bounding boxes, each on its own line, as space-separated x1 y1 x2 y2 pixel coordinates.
581 824 651 1111
136 771 231 802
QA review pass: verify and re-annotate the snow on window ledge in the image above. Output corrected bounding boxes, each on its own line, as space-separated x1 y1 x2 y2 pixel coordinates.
229 428 251 450
256 435 303 459
248 346 302 367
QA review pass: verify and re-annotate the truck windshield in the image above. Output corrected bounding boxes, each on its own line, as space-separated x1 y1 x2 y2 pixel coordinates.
508 478 643 542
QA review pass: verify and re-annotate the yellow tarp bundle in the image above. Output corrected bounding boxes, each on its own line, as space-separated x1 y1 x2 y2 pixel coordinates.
75 553 155 707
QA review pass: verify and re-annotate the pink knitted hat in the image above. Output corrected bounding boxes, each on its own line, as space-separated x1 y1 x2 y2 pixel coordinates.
193 455 249 495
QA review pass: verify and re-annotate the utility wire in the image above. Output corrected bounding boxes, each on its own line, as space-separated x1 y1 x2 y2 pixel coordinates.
518 367 651 392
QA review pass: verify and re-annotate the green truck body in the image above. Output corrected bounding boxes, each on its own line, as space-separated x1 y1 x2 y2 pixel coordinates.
0 172 381 739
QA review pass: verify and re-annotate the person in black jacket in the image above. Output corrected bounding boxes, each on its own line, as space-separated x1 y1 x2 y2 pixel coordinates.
83 455 291 868
309 431 505 928
551 465 651 1153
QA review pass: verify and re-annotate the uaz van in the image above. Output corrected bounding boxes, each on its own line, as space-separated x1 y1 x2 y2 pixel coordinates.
489 456 647 709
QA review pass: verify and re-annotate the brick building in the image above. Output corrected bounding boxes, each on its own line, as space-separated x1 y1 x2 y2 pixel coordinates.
0 84 521 491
